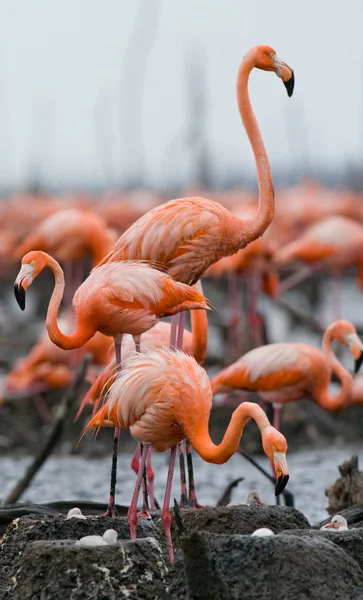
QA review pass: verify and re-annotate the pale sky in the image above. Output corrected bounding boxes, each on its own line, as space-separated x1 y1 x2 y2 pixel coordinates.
0 0 362 190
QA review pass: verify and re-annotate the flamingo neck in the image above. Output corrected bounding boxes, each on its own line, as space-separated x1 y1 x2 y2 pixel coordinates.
319 330 353 411
191 280 208 364
187 402 271 464
232 54 274 247
45 254 93 350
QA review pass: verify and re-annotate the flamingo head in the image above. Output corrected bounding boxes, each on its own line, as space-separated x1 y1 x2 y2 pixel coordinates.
323 515 348 530
14 251 48 310
330 320 363 373
262 427 289 496
249 45 295 97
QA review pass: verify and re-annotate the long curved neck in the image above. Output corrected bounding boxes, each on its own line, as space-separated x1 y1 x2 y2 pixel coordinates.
45 255 93 350
191 280 208 364
232 54 274 247
187 402 271 464
318 330 353 411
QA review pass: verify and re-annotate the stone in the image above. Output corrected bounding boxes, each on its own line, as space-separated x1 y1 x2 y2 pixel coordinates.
10 537 171 600
170 504 310 548
181 531 363 600
325 455 363 514
0 514 166 599
281 528 363 573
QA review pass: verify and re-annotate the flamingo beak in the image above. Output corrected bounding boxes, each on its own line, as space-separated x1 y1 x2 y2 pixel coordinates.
324 522 336 529
273 57 295 97
14 264 33 311
273 450 289 496
346 333 363 373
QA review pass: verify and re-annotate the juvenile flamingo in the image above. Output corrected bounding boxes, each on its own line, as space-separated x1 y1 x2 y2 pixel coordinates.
14 251 208 516
211 320 363 431
82 347 289 562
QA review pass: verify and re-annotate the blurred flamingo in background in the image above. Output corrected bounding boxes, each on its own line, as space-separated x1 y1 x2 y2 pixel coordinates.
14 250 208 516
211 320 363 432
275 216 363 320
82 347 289 562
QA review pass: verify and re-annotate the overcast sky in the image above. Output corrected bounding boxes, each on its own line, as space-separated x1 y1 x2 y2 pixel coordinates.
0 0 362 190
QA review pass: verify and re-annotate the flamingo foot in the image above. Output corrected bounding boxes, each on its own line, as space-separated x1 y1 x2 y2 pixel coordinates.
99 503 118 518
137 509 152 519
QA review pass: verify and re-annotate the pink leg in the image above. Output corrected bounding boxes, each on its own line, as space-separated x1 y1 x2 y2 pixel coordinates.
279 265 315 294
176 311 185 349
130 443 141 474
128 444 149 539
162 445 177 563
169 314 179 349
146 447 156 509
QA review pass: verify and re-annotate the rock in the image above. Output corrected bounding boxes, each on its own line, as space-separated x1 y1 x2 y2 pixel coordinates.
0 514 166 598
181 531 363 599
170 504 310 548
325 455 363 514
10 537 171 600
281 528 363 573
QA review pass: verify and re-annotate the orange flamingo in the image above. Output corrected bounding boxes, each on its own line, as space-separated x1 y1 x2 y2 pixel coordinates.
96 46 294 288
76 305 208 509
82 347 289 562
14 251 208 516
211 320 363 432
275 216 363 319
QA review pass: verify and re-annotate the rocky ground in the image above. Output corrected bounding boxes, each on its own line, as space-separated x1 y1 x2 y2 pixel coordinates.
1 504 363 599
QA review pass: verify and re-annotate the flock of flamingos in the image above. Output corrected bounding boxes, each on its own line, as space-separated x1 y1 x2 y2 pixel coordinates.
2 45 363 562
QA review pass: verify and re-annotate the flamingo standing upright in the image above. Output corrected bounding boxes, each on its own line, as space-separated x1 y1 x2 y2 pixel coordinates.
82 347 289 562
14 251 208 516
211 320 363 431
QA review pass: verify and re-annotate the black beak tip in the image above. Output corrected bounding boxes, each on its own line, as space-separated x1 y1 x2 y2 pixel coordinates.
275 474 289 496
283 71 295 97
355 353 363 374
14 283 26 311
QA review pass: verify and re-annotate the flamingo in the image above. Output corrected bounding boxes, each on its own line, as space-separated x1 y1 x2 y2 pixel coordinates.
96 46 294 289
14 250 208 516
275 216 363 319
211 320 363 432
82 347 289 562
321 515 348 531
76 306 208 509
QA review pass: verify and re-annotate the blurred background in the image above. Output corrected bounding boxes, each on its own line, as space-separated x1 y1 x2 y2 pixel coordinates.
0 0 363 520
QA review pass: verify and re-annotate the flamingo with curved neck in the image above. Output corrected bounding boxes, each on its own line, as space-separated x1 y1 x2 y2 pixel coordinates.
82 347 289 563
211 320 363 428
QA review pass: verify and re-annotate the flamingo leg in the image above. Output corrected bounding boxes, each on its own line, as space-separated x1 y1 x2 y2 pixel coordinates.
178 440 189 507
186 440 204 509
169 314 179 349
138 444 152 518
162 445 177 563
128 443 149 540
279 265 315 294
130 443 141 475
176 311 185 349
102 335 123 517
31 393 53 424
146 446 156 509
331 269 341 322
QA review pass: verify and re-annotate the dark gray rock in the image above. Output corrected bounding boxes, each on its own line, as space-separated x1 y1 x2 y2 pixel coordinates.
325 455 363 515
181 531 363 600
281 528 363 572
0 514 166 599
170 504 310 548
11 537 171 600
